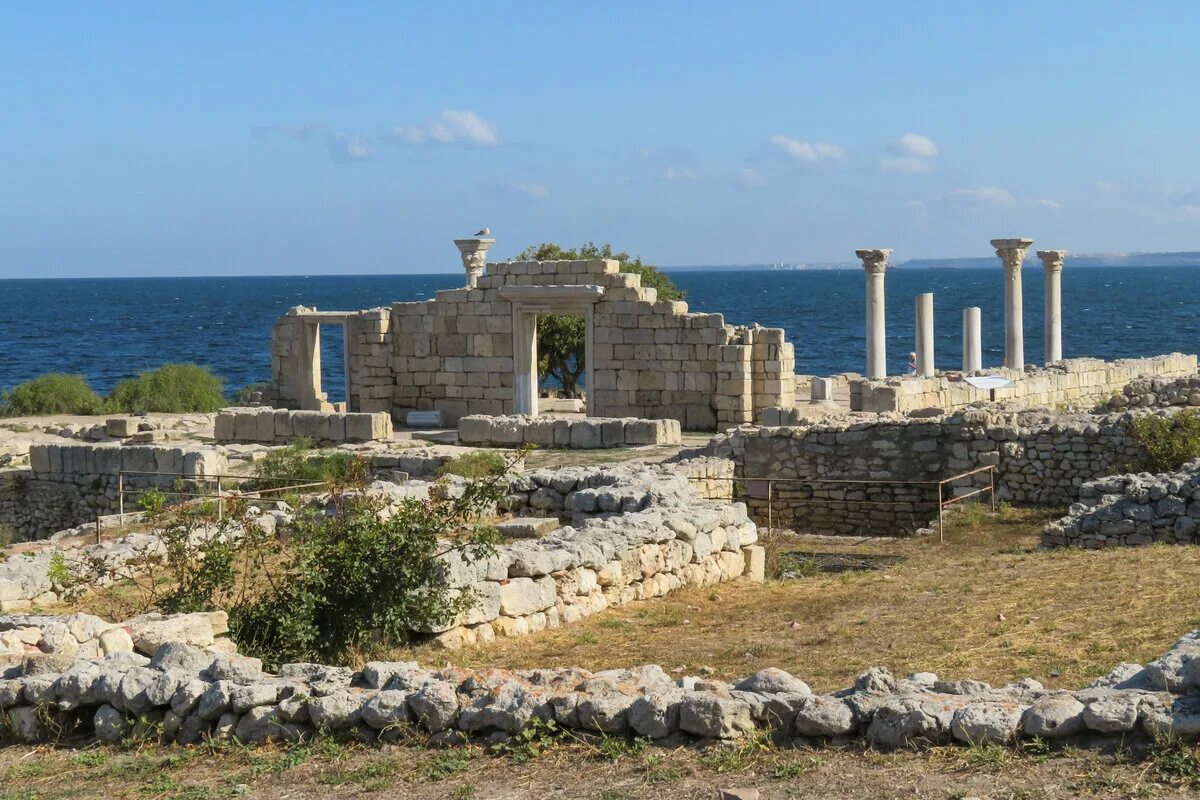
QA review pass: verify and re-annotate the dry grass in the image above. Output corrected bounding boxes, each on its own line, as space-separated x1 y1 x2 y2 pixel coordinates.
0 734 1183 800
398 505 1200 691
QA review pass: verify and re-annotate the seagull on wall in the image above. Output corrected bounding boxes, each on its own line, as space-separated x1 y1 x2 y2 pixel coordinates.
475 227 490 236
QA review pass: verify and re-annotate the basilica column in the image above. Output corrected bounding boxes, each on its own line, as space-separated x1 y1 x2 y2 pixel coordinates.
453 233 496 288
990 238 1034 371
962 307 982 373
1037 249 1066 364
855 249 892 379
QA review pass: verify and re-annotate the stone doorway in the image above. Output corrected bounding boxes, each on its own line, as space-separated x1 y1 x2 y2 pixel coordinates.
289 311 352 412
499 285 605 417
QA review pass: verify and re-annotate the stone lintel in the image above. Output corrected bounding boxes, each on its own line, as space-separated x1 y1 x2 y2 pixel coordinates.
499 284 605 312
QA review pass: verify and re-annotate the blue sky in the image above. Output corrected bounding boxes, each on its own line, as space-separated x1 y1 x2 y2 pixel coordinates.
2 1 1199 278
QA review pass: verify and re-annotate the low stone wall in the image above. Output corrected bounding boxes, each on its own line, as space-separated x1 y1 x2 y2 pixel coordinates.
458 415 682 449
2 622 1200 749
1105 373 1200 411
705 408 1168 536
0 611 231 664
215 408 393 445
1043 460 1200 548
428 462 761 648
0 445 227 542
850 354 1196 414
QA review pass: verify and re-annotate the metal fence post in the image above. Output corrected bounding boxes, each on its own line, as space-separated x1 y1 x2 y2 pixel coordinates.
989 467 997 512
118 472 124 525
766 480 773 537
937 480 944 544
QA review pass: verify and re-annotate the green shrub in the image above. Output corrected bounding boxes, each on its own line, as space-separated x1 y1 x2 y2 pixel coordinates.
436 451 508 479
105 363 226 414
1131 410 1200 472
0 373 104 417
231 473 505 665
248 438 368 488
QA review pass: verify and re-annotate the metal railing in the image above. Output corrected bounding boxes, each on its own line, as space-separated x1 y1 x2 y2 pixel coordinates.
111 470 333 537
688 465 996 543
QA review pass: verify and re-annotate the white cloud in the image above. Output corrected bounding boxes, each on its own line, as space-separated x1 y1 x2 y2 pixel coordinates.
769 135 845 163
1095 180 1120 194
1034 198 1064 209
892 133 939 159
881 157 932 174
254 123 377 163
661 166 698 181
735 167 766 188
391 109 499 146
951 186 1017 208
328 133 377 162
512 182 549 198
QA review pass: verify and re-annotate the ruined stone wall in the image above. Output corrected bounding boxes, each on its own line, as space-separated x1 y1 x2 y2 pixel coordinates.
269 259 797 430
457 415 681 449
707 408 1160 535
1104 372 1200 411
0 444 226 541
850 354 1196 414
214 408 393 445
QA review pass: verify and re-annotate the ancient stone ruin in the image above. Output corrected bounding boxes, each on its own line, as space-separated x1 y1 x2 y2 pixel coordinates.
267 239 795 430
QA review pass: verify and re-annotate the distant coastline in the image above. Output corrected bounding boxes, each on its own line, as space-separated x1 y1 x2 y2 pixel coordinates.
663 251 1200 271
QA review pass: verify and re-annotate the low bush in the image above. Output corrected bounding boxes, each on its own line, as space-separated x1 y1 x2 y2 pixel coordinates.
1131 410 1200 472
234 382 271 405
0 373 104 417
105 363 226 414
248 438 368 487
437 450 508 479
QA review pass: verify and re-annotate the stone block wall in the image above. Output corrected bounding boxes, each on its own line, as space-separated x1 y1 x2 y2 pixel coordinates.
428 462 763 648
457 415 682 449
214 408 393 445
0 444 227 541
268 258 797 430
1105 372 1200 411
851 354 1196 414
1043 460 1200 548
705 408 1164 536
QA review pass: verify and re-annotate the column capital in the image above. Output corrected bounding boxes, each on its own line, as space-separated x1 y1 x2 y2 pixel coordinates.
855 248 893 274
991 238 1034 270
1036 249 1067 272
454 235 496 287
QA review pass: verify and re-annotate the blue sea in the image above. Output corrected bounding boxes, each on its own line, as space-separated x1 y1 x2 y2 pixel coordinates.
1 267 1197 402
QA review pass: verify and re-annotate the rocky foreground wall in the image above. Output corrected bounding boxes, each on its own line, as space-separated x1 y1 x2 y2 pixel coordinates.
705 408 1171 536
3 619 1200 750
1043 460 1200 548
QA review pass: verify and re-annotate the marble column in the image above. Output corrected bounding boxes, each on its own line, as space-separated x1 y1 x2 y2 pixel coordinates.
915 293 934 377
855 249 892 379
453 234 496 288
962 307 982 373
1037 250 1066 364
990 238 1034 371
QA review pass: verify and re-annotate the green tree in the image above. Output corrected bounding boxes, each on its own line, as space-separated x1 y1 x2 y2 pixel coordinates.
514 242 684 397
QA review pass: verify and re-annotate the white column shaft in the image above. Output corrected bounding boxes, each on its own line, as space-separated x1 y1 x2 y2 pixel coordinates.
915 293 934 377
962 307 982 373
865 270 887 379
512 310 538 416
1044 267 1063 363
1004 265 1024 371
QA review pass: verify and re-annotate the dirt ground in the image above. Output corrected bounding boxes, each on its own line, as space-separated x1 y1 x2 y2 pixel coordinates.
1 733 1197 800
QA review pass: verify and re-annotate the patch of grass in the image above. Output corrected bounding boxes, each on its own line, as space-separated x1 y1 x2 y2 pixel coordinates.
593 735 646 763
437 451 508 479
317 758 398 789
492 717 564 764
426 749 473 781
0 373 104 417
696 733 774 774
1146 736 1200 786
105 363 226 414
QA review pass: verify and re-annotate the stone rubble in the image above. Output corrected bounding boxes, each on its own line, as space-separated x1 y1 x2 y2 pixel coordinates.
458 414 682 449
1043 459 1200 548
1106 373 1200 410
0 623 1197 749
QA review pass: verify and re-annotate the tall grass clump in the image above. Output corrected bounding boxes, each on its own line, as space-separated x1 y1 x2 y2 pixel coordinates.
1131 410 1200 472
105 363 227 414
247 438 368 487
0 373 105 417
